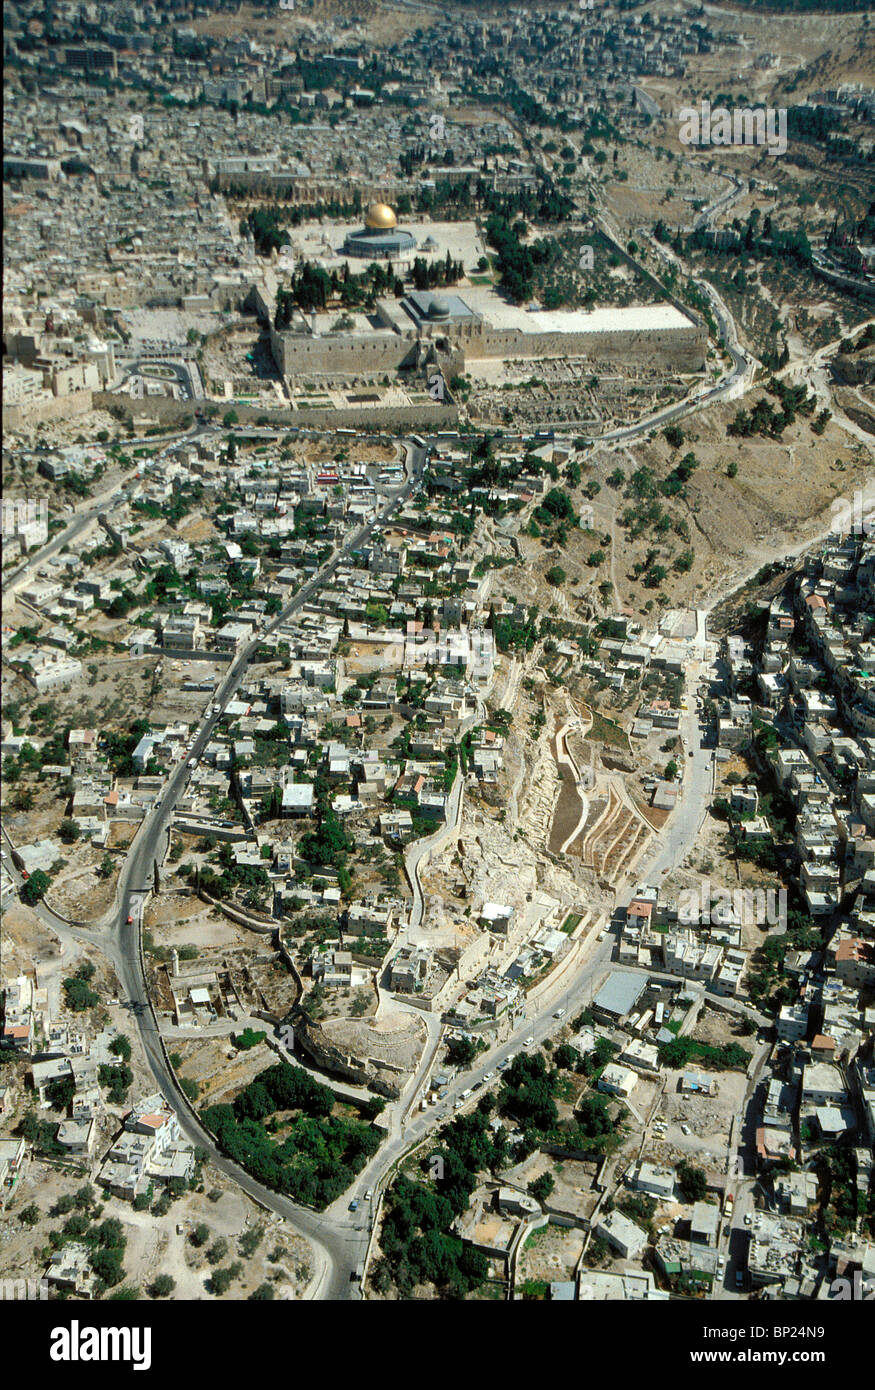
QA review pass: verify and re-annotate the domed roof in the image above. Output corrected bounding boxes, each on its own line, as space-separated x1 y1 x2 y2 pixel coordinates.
427 295 451 319
365 201 397 230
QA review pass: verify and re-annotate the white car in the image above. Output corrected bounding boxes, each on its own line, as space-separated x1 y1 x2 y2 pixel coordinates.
744 1212 752 1225
524 1036 535 1047
483 1071 494 1080
681 1123 691 1136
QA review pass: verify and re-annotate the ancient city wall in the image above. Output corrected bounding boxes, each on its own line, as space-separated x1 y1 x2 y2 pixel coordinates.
272 320 706 376
271 324 417 375
464 323 706 369
91 389 458 431
3 389 95 431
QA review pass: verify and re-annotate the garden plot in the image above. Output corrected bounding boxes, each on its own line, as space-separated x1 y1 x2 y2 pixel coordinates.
517 1222 585 1291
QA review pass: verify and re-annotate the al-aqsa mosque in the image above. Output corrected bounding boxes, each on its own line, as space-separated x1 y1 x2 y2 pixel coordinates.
342 201 417 260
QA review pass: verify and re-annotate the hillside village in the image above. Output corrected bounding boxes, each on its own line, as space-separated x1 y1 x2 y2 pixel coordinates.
1 0 874 1322
2 416 873 1301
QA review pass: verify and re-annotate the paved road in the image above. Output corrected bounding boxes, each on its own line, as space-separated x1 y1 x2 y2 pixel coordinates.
404 746 467 931
88 508 722 1297
690 174 746 234
712 1036 774 1301
3 423 200 594
83 437 428 1297
1 421 786 1296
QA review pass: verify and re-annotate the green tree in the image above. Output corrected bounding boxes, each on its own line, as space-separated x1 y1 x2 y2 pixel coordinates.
98 1063 133 1103
64 976 100 1012
21 870 51 904
446 1036 477 1067
209 1267 233 1295
91 1246 125 1287
677 1160 707 1203
530 1172 555 1203
238 1226 263 1258
554 1044 579 1070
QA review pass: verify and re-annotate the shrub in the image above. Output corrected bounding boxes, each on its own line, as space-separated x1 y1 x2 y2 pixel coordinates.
209 1268 233 1295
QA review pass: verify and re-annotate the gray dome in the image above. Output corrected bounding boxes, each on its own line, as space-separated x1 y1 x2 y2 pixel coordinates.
427 295 451 320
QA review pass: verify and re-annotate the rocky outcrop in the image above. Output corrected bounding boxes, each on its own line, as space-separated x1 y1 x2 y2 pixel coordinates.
288 1009 401 1099
831 347 875 386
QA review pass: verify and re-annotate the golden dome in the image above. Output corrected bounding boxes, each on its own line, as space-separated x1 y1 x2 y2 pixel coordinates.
365 201 397 230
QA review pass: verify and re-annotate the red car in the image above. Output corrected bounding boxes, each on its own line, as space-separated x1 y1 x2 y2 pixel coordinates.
126 914 133 925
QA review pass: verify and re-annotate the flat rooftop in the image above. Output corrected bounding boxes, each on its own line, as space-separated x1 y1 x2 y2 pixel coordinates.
459 286 694 336
594 969 649 1018
309 310 393 337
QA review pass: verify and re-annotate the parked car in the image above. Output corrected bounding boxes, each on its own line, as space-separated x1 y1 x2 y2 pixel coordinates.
348 1199 359 1212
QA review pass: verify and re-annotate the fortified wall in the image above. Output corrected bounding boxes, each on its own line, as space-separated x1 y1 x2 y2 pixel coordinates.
462 321 706 369
270 306 706 377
